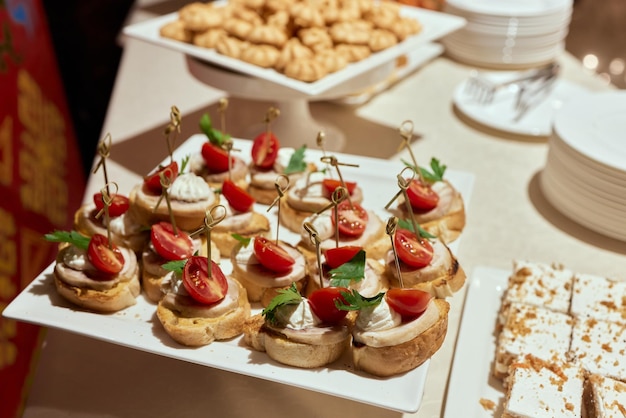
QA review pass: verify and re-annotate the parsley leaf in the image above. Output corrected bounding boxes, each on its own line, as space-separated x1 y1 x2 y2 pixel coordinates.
328 249 366 287
162 259 188 274
397 219 437 239
262 283 302 325
231 234 251 247
199 113 230 146
283 145 307 174
402 157 447 183
44 230 90 250
335 289 384 311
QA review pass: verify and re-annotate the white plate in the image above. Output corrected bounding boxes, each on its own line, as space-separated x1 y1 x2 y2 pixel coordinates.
443 266 508 418
446 0 572 18
122 3 466 97
3 135 476 414
453 74 589 137
330 43 444 106
553 91 626 172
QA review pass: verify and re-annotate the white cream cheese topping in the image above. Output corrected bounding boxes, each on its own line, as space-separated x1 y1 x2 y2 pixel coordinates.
63 246 94 271
168 172 212 202
301 213 334 242
105 212 143 237
275 300 320 330
355 298 401 331
353 300 440 347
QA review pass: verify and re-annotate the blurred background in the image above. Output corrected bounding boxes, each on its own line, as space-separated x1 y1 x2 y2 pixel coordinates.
41 0 626 177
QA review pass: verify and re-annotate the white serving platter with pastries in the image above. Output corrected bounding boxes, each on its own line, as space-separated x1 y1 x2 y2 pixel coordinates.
4 135 475 413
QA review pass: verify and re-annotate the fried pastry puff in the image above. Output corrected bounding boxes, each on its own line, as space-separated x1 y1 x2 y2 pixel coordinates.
335 43 371 62
265 0 296 13
160 20 193 43
241 44 281 68
329 20 373 45
216 36 250 59
284 57 328 82
389 17 422 41
275 38 314 71
314 48 348 73
231 4 264 25
290 2 325 28
193 28 227 49
369 28 398 52
298 27 333 52
247 25 288 48
179 2 223 31
223 18 254 40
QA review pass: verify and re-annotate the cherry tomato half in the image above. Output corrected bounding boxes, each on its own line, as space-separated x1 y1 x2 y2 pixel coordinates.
386 288 433 321
151 222 193 261
93 192 130 217
308 287 349 325
253 236 295 274
87 233 125 275
406 178 439 212
222 179 255 212
394 228 434 268
323 246 362 269
332 200 368 238
322 179 357 196
251 132 280 168
144 161 178 194
201 142 231 173
183 255 228 304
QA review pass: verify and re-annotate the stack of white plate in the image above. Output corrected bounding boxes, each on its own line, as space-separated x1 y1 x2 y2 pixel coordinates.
442 0 573 68
540 91 626 242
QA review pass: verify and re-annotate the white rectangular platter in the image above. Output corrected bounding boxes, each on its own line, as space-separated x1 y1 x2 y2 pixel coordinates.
4 135 475 414
443 266 508 418
122 3 466 96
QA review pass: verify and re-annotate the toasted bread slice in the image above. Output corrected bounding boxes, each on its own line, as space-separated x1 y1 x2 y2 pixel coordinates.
243 314 350 368
53 244 140 313
352 298 449 377
156 278 250 347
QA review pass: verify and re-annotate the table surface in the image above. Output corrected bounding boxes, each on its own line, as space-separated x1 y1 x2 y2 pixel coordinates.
19 4 626 418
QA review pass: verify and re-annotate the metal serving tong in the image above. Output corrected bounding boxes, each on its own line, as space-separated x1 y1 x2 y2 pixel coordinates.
512 63 561 121
465 62 560 105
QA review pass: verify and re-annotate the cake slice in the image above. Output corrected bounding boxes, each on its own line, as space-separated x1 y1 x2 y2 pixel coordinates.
494 302 573 380
584 373 626 418
571 316 626 382
502 354 584 418
570 273 626 325
498 260 574 327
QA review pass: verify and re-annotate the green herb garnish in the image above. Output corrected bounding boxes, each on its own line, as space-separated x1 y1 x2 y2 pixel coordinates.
328 249 366 287
397 219 437 239
262 283 302 324
283 145 307 175
200 113 230 146
402 157 447 183
179 155 190 174
162 259 188 274
44 230 90 250
232 234 251 247
335 289 384 311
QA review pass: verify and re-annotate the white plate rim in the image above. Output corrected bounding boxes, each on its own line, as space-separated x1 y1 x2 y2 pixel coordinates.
3 134 476 414
553 91 626 173
443 266 508 418
453 75 589 137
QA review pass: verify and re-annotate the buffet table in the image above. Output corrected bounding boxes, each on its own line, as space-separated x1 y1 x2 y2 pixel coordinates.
18 9 626 417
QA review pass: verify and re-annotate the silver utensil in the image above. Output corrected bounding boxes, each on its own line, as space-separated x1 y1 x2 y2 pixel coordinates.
513 64 561 122
464 62 559 105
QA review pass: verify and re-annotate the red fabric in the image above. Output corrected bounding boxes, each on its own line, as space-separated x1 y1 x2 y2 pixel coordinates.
0 1 85 417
